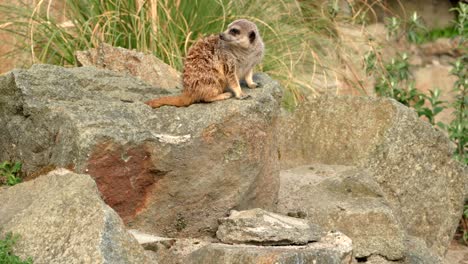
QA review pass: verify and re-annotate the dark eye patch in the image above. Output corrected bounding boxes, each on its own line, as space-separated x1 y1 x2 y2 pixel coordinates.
249 31 256 43
229 28 240 35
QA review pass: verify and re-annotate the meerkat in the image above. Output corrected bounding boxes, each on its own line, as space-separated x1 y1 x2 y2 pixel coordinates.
145 19 264 108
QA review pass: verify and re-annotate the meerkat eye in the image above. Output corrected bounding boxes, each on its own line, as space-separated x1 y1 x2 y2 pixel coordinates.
229 28 240 35
249 31 256 43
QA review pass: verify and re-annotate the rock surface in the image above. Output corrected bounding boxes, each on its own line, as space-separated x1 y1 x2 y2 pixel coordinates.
404 236 444 264
1 63 465 262
278 96 466 259
191 231 352 264
0 64 282 238
0 169 149 264
277 164 405 260
76 43 182 92
133 230 352 264
216 208 322 246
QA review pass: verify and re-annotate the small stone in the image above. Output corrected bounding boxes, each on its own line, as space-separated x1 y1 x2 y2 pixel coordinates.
216 208 322 246
192 231 352 264
76 43 182 92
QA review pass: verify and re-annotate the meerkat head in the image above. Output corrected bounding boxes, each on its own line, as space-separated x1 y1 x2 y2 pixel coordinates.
219 19 261 49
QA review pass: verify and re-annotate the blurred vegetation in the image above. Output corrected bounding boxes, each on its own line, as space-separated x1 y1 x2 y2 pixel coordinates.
0 161 23 186
0 232 33 264
0 0 340 107
367 2 467 166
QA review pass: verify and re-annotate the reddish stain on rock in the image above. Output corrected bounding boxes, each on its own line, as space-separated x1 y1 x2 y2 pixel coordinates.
86 141 162 223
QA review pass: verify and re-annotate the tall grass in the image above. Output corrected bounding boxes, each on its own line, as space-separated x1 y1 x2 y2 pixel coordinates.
0 0 335 106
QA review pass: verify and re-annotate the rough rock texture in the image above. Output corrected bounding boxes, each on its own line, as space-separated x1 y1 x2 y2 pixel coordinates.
76 43 182 92
277 164 405 260
278 96 466 259
190 231 352 264
404 236 444 264
0 64 282 238
216 208 322 246
279 96 395 168
0 169 149 264
134 231 352 264
148 238 210 264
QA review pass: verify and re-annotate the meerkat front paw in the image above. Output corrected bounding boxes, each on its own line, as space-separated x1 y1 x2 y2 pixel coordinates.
247 82 258 89
248 81 263 89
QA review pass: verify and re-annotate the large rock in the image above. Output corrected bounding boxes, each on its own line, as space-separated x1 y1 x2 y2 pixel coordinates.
0 169 149 264
0 64 282 238
76 43 182 92
133 231 352 264
278 96 466 259
277 164 405 260
190 231 352 264
216 208 322 246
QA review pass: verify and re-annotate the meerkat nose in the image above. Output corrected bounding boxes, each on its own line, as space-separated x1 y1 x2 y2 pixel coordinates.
219 33 224 40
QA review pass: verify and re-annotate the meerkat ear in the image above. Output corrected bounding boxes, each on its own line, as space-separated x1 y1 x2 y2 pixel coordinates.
249 31 256 43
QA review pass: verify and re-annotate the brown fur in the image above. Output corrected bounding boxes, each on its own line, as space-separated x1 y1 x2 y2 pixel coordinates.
145 19 264 108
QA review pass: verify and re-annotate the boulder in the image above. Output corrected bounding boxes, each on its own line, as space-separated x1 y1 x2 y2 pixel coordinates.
278 96 466 259
0 64 282 238
76 43 182 92
190 231 352 264
216 208 322 246
130 234 209 264
404 236 444 264
131 230 352 264
277 164 405 260
0 169 149 264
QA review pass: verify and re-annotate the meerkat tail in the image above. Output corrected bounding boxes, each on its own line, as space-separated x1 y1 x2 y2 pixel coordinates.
145 94 194 108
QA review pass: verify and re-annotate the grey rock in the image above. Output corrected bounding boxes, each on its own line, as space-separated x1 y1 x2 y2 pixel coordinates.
404 236 443 264
136 237 210 264
277 164 405 260
76 43 182 92
0 169 150 264
126 230 351 264
278 96 466 259
216 208 322 246
363 255 394 264
190 231 353 264
0 64 282 238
